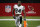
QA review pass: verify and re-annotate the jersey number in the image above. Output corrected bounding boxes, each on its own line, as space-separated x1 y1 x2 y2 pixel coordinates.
15 8 21 13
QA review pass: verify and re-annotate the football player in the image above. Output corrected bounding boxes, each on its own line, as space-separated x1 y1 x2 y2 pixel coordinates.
12 1 26 27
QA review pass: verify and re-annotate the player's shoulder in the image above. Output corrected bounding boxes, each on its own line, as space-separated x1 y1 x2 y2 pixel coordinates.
21 5 25 8
14 4 17 6
21 5 25 9
21 5 24 7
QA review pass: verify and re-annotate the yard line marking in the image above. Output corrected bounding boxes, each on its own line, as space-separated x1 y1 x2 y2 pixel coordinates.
37 25 40 27
0 19 15 21
0 19 40 21
26 19 40 21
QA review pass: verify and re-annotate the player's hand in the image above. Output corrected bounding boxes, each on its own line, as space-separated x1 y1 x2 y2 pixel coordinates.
13 15 16 19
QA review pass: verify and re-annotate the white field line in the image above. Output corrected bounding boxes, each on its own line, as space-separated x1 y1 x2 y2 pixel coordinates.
26 19 40 21
37 25 40 27
0 19 40 21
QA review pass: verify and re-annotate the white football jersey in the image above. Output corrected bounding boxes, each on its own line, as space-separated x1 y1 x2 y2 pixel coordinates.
14 4 25 14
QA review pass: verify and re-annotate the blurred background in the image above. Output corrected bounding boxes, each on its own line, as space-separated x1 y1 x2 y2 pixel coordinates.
0 0 40 27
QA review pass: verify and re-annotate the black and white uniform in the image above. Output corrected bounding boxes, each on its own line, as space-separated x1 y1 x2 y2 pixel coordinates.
13 4 25 26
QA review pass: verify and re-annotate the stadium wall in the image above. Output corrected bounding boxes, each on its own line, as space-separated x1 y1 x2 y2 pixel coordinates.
0 3 40 16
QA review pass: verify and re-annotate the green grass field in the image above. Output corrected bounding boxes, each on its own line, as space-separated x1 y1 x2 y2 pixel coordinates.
0 16 40 27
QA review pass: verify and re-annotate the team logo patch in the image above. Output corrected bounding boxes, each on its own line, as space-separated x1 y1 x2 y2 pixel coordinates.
5 5 11 13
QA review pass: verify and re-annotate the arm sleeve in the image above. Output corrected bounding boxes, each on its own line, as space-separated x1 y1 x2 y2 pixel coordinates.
13 5 16 9
22 6 25 10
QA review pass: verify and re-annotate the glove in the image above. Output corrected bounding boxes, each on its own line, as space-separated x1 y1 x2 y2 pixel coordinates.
13 15 16 19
